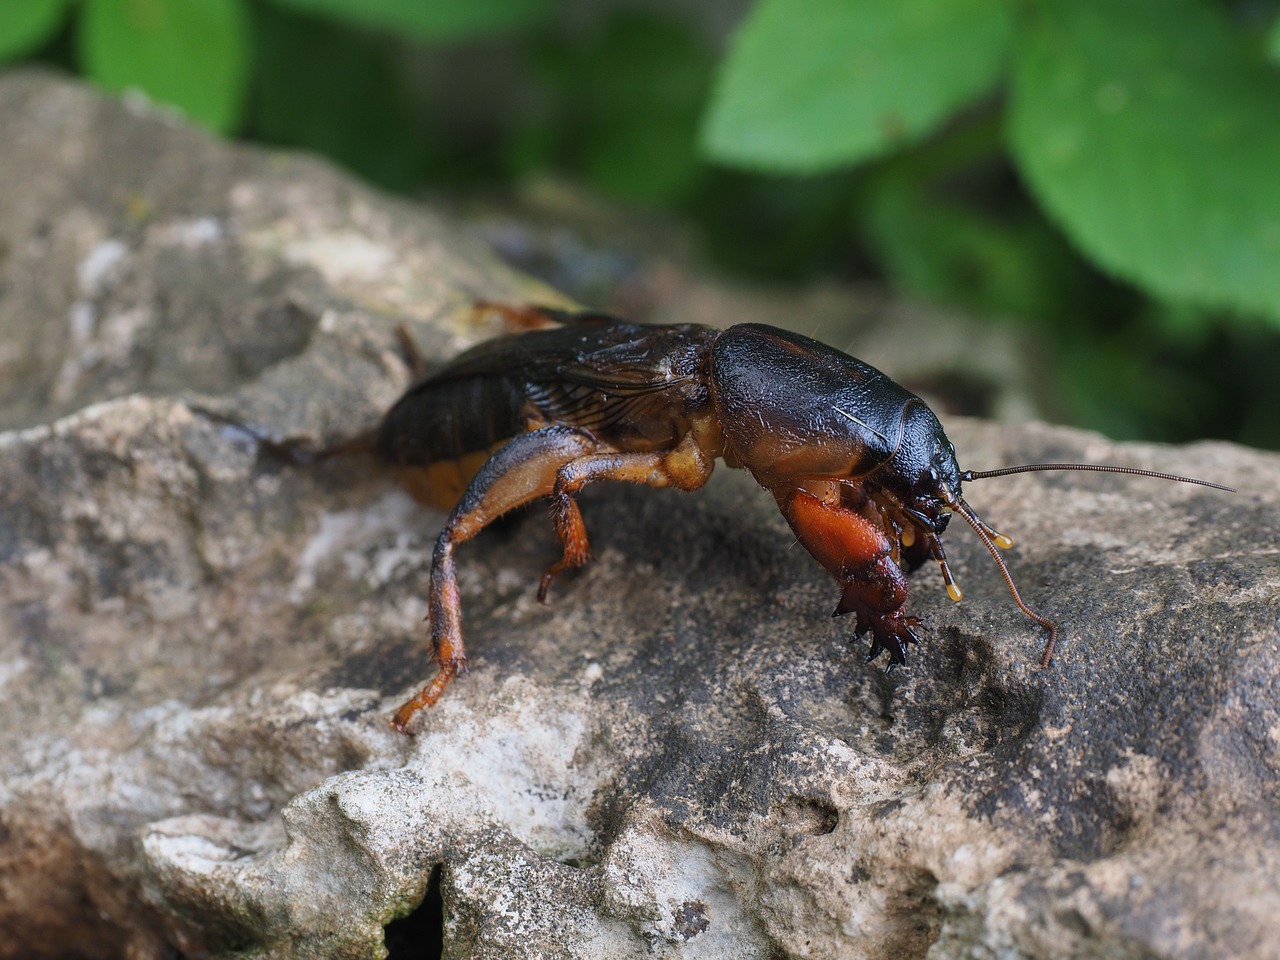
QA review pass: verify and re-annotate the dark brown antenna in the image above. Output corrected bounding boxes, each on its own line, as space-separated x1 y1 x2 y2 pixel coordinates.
953 461 1232 664
962 463 1234 492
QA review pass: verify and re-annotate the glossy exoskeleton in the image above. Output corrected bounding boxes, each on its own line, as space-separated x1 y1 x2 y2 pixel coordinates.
377 304 1230 732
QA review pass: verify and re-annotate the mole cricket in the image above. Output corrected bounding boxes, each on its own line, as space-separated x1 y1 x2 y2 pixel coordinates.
369 303 1231 733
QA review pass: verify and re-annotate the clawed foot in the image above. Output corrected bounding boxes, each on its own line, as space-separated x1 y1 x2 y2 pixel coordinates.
859 615 922 671
389 654 469 734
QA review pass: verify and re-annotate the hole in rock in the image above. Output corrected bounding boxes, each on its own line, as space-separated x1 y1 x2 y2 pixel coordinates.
778 795 839 835
384 864 443 960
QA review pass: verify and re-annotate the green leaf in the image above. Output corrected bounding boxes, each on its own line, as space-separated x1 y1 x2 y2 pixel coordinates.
1009 0 1280 320
79 0 251 132
266 0 555 42
700 0 1014 172
0 0 70 61
1268 12 1280 66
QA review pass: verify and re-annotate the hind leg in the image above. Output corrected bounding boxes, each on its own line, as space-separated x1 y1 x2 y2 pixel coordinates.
392 428 716 731
391 426 596 732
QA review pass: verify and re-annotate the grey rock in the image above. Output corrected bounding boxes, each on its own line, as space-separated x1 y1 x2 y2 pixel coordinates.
2 70 1280 960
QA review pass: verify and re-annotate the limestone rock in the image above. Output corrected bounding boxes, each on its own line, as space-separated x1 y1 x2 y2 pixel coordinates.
2 70 1280 960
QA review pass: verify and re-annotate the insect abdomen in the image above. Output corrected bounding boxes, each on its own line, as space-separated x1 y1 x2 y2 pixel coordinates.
377 374 529 510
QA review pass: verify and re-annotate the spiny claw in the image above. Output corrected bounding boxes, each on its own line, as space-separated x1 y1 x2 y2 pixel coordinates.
863 634 888 663
864 630 909 668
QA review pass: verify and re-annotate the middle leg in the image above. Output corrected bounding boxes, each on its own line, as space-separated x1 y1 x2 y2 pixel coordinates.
539 434 717 601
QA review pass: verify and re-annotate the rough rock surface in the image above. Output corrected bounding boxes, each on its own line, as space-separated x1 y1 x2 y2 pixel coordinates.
3 70 1280 960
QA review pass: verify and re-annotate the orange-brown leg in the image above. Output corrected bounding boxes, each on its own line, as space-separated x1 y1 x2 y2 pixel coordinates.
391 425 596 732
538 436 716 601
781 487 920 668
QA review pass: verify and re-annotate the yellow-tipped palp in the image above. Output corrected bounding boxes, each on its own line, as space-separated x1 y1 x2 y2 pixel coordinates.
930 534 964 603
968 512 1014 549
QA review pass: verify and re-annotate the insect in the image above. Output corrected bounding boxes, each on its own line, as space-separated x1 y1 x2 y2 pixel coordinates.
376 303 1231 733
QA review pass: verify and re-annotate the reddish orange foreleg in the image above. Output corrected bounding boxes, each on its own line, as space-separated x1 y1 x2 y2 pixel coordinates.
780 487 920 666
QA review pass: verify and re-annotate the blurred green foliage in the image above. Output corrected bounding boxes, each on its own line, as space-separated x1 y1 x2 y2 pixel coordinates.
4 0 1280 448
702 0 1015 172
0 0 66 61
1009 2 1280 319
78 0 250 131
269 0 556 41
